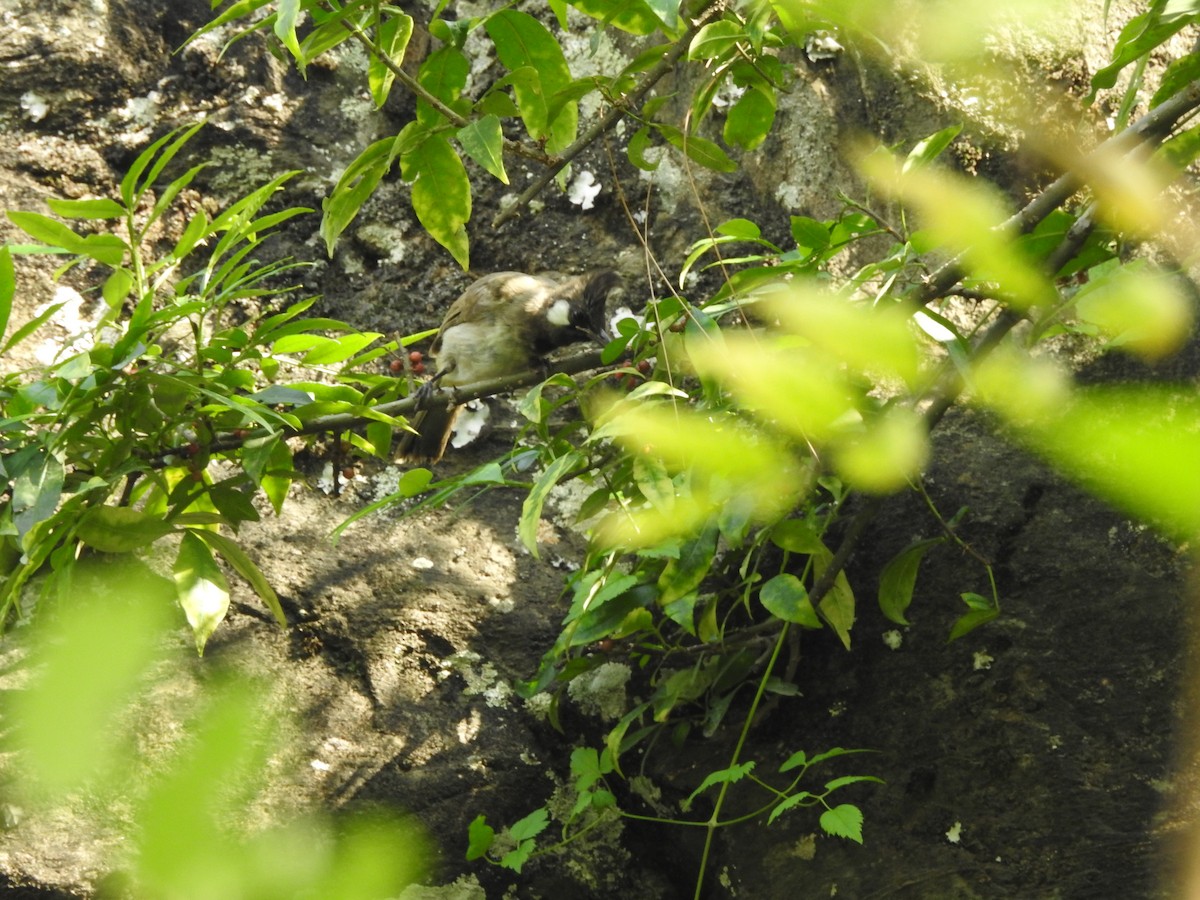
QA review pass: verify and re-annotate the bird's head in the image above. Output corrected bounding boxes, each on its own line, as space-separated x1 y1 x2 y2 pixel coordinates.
567 270 620 345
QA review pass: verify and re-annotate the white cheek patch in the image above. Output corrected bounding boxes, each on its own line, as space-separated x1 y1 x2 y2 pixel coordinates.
546 298 572 327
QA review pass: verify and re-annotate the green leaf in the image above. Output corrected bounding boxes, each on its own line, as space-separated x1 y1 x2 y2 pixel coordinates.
688 19 744 59
45 197 126 220
1087 5 1197 102
402 134 471 269
790 216 831 252
1 300 65 355
79 233 128 266
759 573 821 627
485 10 576 151
174 531 231 656
604 701 652 776
321 137 398 255
299 13 361 63
173 207 211 259
733 85 779 146
824 774 885 791
778 749 808 773
300 332 384 365
102 268 134 308
208 483 261 526
189 528 286 627
948 606 1000 642
716 218 761 239
877 537 943 625
571 0 671 35
996 384 1200 543
369 12 414 106
767 790 815 825
0 246 13 344
657 524 717 607
1158 123 1200 172
819 803 864 843
418 44 470 118
564 571 640 625
274 0 303 62
818 568 855 651
457 115 509 184
685 761 755 804
12 451 65 540
1152 49 1200 109
365 420 393 459
770 518 826 554
508 807 550 842
651 663 720 721
119 122 205 210
657 125 738 172
518 372 576 423
7 211 85 252
500 840 535 873
520 451 584 556
77 506 176 553
902 124 962 172
627 125 659 171
805 746 874 768
570 746 607 791
561 589 646 650
12 564 173 796
465 815 495 861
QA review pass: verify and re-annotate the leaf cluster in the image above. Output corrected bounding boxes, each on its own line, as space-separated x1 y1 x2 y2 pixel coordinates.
0 125 408 653
411 9 1200 891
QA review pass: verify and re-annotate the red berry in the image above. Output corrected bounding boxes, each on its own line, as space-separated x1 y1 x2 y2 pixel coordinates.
389 359 404 374
637 360 651 375
409 350 423 363
412 362 425 375
596 639 614 652
184 442 200 457
341 466 356 480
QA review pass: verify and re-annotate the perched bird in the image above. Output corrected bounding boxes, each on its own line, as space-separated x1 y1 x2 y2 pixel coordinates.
397 270 620 463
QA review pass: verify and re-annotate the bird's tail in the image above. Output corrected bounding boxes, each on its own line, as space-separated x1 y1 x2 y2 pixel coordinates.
395 403 459 464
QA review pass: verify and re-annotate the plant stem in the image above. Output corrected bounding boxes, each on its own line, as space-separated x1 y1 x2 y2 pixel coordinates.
691 622 790 900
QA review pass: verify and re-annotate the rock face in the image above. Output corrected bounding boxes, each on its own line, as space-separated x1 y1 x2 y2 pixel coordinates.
0 1 1194 898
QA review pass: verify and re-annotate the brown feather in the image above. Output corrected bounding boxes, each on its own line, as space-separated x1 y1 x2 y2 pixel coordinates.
396 270 619 463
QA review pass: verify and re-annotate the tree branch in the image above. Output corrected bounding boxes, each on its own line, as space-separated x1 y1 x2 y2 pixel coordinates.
808 78 1200 615
148 348 609 468
919 77 1200 304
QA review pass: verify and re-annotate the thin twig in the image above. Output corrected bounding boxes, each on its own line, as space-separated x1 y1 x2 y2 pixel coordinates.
334 8 557 166
492 2 727 228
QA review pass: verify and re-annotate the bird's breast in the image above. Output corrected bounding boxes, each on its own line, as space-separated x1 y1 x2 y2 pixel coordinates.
436 320 534 385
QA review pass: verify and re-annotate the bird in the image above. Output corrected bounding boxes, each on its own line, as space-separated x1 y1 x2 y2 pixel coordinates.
396 270 620 463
